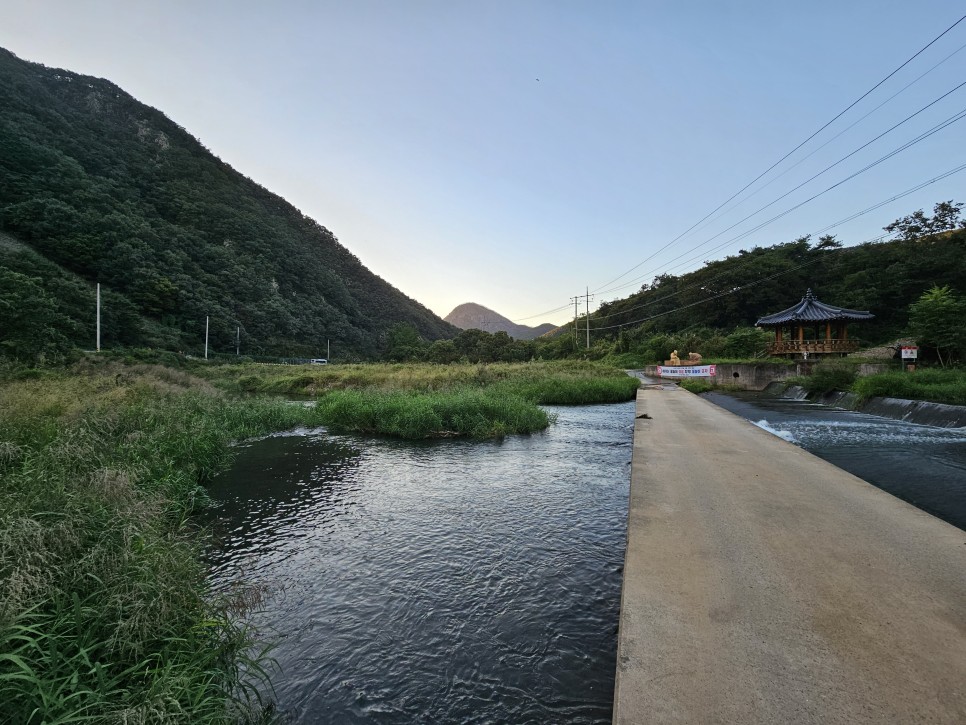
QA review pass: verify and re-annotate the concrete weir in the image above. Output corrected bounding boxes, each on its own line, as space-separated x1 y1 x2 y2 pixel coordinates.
613 384 966 724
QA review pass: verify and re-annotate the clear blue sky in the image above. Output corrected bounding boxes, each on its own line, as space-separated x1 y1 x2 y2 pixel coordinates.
3 1 965 325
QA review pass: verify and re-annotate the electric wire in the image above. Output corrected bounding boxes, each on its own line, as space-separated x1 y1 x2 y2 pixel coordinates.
591 13 966 296
586 162 966 324
660 41 966 251
596 103 966 299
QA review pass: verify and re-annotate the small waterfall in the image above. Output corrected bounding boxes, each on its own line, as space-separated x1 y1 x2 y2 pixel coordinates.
760 383 966 429
780 385 810 401
857 397 966 429
753 419 796 442
821 391 859 409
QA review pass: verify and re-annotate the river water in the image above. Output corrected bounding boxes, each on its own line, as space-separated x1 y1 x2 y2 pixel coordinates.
205 401 635 724
704 391 966 531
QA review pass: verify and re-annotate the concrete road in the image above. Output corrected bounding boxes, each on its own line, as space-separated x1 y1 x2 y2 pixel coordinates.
613 384 966 724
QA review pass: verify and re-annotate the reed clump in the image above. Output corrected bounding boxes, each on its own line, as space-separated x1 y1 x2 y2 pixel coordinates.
0 367 324 723
307 361 638 439
202 359 640 399
316 388 552 438
851 368 966 406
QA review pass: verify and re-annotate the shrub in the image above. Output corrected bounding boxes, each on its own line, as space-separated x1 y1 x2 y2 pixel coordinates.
799 361 858 393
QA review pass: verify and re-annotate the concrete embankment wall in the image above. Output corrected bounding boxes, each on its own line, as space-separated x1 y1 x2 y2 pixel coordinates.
642 362 892 391
614 384 966 724
768 383 966 428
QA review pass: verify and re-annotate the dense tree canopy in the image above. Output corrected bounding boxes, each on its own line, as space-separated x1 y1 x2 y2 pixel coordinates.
908 285 966 367
0 48 456 360
585 220 966 349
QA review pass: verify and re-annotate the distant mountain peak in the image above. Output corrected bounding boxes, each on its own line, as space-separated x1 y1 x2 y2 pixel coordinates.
444 303 557 340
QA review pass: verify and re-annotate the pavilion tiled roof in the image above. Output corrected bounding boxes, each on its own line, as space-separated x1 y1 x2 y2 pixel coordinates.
756 289 874 326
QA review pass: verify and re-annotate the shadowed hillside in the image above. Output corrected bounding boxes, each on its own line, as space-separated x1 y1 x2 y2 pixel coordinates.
0 48 457 360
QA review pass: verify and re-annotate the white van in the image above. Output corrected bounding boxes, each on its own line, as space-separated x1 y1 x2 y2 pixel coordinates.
309 358 328 365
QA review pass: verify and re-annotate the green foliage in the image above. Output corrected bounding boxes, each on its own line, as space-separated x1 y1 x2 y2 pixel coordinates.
0 365 326 722
311 360 638 438
425 339 461 364
723 326 770 359
883 200 965 242
496 373 640 405
794 361 859 394
452 328 535 363
0 49 456 360
316 388 552 439
851 368 966 406
0 268 75 362
571 216 966 351
678 379 713 394
385 322 426 362
908 285 966 367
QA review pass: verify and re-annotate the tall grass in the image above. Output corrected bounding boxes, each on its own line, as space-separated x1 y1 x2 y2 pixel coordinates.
316 388 552 439
0 365 323 723
198 359 640 400
787 361 858 394
851 368 966 406
305 361 639 438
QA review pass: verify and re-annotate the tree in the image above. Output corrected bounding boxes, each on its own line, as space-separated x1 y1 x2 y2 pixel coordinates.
884 200 965 241
453 328 490 363
907 286 966 367
425 339 460 364
384 322 425 362
0 269 73 362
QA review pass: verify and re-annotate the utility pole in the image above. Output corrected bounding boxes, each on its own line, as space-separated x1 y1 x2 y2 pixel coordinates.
96 283 101 352
327 339 330 361
204 316 209 360
236 326 240 356
571 289 595 349
570 295 580 347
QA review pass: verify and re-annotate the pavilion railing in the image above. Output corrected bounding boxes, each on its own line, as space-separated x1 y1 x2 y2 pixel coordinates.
767 339 861 355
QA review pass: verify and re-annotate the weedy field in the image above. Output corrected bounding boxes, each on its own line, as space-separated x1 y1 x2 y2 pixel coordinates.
201 359 641 439
0 358 638 722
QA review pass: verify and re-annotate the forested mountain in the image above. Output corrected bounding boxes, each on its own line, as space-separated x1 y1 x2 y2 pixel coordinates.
444 302 557 340
588 220 966 348
0 48 456 360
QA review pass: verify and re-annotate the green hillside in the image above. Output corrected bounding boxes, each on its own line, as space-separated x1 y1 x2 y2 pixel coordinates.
587 223 966 348
0 48 456 361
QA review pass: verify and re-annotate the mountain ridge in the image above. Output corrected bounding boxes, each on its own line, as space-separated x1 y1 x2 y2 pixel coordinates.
444 302 557 340
0 47 457 359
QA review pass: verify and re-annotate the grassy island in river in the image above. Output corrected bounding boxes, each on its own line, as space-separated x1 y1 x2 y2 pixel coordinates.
0 358 637 721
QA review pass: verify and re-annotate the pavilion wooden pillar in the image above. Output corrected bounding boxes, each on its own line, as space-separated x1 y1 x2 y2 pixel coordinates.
798 325 804 343
825 322 831 341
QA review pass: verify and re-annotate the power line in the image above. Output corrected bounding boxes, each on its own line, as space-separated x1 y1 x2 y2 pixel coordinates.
510 303 571 323
656 40 966 254
589 162 966 325
597 102 966 299
591 13 966 296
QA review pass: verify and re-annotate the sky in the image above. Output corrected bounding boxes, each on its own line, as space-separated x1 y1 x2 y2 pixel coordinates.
2 1 965 326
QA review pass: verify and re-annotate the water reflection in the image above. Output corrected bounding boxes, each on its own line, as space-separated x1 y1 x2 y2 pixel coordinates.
206 402 634 723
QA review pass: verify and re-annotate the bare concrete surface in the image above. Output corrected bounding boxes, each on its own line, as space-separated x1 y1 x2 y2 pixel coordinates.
613 384 966 724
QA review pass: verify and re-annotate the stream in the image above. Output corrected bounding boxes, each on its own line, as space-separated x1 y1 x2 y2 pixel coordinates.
205 401 635 723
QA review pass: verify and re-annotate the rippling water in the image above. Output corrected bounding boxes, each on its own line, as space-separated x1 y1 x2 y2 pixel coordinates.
205 402 635 723
705 392 966 531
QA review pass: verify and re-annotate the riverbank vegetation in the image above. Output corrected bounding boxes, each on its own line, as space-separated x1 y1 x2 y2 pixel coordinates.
198 360 640 439
0 358 637 720
0 362 328 723
776 361 966 406
850 368 966 406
